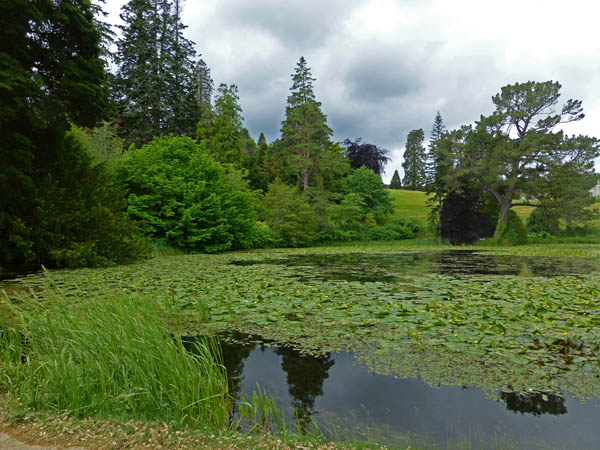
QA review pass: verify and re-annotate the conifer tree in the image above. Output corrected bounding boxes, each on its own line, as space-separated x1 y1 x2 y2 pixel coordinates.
426 111 445 187
402 129 427 190
207 84 244 165
249 132 268 191
1 0 147 268
116 0 198 146
195 58 214 142
425 112 447 236
280 57 334 190
389 170 402 189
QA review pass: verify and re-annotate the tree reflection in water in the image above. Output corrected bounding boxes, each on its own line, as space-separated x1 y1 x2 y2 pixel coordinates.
276 347 335 431
501 391 567 416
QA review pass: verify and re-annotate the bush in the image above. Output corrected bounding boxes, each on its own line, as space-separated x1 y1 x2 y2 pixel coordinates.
34 130 150 267
343 167 394 220
262 180 317 247
116 136 258 253
496 210 528 245
527 231 558 243
526 207 559 235
364 218 423 241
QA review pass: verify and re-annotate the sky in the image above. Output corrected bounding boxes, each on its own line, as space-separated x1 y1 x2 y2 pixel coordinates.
103 0 600 182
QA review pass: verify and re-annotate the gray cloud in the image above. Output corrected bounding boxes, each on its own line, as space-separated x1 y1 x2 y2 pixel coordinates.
105 0 600 179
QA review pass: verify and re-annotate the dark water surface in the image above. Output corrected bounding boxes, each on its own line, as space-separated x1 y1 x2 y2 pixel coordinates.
213 334 600 449
231 250 599 282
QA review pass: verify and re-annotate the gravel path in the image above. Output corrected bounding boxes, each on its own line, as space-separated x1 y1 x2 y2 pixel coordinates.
0 434 85 450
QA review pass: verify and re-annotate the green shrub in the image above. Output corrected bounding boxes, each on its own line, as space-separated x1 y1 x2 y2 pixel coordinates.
116 136 258 253
262 180 317 247
364 218 423 241
33 130 150 268
496 210 528 245
343 167 394 220
526 207 559 235
527 231 558 243
0 293 230 428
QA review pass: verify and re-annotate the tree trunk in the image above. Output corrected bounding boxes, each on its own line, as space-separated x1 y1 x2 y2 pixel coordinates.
302 168 309 191
494 199 512 238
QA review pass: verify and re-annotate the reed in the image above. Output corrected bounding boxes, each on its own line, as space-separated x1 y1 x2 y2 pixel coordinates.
0 292 229 429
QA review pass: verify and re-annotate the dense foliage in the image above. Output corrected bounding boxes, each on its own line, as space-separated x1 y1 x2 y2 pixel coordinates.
457 81 599 236
262 180 317 247
343 167 394 220
343 138 390 175
116 0 199 146
402 129 427 190
115 136 258 252
0 0 147 271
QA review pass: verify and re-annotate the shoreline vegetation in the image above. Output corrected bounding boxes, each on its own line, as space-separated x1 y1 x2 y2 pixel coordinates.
2 242 600 448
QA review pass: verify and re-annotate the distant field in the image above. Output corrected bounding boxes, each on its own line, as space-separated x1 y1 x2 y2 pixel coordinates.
389 189 430 223
388 189 599 229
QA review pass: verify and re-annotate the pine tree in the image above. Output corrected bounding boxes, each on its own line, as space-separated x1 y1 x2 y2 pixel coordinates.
195 58 214 142
116 0 198 147
280 57 334 190
389 170 402 189
249 132 268 191
402 129 427 190
425 112 446 236
426 111 445 187
206 84 244 165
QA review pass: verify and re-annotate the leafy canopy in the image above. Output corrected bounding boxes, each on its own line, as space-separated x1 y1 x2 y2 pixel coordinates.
116 136 258 252
343 167 394 220
343 138 390 176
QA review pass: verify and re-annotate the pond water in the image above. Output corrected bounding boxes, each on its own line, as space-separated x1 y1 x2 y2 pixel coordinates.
231 249 599 282
223 250 600 448
207 333 600 449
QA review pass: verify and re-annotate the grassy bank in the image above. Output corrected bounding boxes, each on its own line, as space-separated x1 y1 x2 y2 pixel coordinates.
0 293 229 428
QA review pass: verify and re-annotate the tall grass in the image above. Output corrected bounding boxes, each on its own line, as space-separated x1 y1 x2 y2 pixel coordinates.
0 292 230 429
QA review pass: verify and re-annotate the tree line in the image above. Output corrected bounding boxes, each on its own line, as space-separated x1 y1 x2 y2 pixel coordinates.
399 85 599 243
1 0 598 271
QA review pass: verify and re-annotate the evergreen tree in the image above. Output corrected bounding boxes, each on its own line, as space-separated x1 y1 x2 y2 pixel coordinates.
280 57 335 190
116 0 198 147
249 132 268 191
239 127 257 173
402 129 427 190
163 0 199 137
195 58 214 142
426 111 445 187
1 0 147 269
425 112 447 237
207 84 244 165
389 170 402 189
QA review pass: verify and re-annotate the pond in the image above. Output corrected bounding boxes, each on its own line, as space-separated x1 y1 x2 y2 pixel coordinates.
202 332 600 449
3 246 600 448
230 249 600 281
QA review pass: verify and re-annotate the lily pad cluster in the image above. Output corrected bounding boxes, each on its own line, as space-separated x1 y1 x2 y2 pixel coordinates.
2 244 599 399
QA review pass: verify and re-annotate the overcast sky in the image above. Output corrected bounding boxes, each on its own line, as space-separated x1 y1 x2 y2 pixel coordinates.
103 0 600 181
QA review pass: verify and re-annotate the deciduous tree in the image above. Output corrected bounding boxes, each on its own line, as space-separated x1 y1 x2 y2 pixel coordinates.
343 138 390 175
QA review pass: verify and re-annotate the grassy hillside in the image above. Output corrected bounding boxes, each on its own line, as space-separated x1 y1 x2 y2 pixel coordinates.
388 189 600 232
389 189 430 223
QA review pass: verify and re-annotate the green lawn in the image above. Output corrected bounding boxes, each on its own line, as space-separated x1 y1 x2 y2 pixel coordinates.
388 189 430 223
